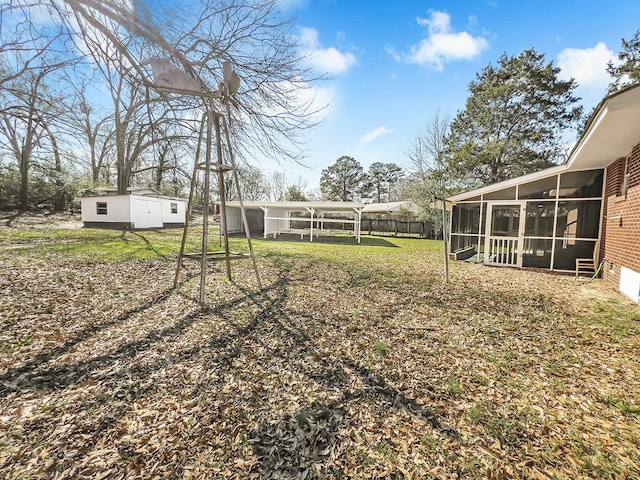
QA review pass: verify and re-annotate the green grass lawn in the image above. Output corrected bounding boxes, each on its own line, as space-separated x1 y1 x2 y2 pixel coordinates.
1 225 639 479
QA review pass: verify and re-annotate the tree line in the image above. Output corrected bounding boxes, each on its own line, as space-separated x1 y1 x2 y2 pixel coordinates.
1 0 638 214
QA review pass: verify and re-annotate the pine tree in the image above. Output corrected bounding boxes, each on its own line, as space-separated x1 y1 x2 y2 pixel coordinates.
445 49 582 188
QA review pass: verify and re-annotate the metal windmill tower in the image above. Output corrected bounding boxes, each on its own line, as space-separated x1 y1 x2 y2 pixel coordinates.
150 59 261 304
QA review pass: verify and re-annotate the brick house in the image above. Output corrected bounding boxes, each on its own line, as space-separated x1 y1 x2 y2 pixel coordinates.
601 139 640 301
447 84 640 303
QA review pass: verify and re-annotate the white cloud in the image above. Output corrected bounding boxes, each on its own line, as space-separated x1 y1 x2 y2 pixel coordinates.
257 77 335 122
360 126 393 145
299 27 357 75
557 42 615 89
277 0 307 9
401 10 489 71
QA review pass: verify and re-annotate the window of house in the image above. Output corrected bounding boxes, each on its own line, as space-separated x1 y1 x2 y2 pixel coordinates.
96 202 107 215
620 156 630 196
170 202 178 214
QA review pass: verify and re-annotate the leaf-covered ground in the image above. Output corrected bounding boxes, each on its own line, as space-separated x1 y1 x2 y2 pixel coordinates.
1 218 639 479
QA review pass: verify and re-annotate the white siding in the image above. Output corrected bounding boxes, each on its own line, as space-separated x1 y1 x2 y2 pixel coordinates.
81 196 132 223
223 206 245 233
161 198 187 225
81 194 186 228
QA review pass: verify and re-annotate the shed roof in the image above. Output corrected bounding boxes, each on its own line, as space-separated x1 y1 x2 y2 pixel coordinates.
82 188 187 202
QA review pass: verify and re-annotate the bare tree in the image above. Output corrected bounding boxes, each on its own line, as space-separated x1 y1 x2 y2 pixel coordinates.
60 81 115 185
57 0 323 166
225 165 269 201
0 58 68 210
0 2 68 88
406 110 450 184
404 111 452 235
2 0 326 206
269 171 287 201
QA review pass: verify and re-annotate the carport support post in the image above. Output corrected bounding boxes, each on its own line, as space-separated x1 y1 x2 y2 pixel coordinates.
441 198 449 284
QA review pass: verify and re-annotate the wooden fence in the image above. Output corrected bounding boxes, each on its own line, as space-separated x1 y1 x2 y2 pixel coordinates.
361 218 435 239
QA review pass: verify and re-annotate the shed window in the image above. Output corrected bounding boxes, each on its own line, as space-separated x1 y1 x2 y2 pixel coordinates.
96 202 107 215
170 202 178 214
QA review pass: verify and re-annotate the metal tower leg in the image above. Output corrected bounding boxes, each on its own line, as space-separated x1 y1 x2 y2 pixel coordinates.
173 108 261 305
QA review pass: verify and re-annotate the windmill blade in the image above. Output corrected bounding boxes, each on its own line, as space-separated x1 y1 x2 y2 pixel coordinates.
222 60 240 96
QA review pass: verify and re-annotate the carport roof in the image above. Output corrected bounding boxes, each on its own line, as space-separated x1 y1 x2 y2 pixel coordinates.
362 201 421 215
221 201 365 211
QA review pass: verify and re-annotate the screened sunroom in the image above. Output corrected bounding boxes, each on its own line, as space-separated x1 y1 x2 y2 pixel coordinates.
447 167 604 272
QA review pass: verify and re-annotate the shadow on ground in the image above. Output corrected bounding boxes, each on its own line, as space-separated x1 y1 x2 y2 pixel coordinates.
245 232 399 248
0 263 455 478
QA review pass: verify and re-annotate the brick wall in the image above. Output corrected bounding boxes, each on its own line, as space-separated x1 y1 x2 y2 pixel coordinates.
602 142 640 291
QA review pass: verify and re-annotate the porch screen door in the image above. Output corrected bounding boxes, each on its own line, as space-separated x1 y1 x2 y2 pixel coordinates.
484 202 525 267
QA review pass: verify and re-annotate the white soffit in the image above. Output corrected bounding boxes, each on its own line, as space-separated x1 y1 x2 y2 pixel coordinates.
568 85 640 170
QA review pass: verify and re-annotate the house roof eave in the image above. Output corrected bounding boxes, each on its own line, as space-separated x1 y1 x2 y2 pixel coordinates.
567 84 640 170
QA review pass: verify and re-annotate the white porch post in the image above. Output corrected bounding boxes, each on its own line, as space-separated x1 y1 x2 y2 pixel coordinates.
307 207 316 242
355 207 362 243
261 206 268 239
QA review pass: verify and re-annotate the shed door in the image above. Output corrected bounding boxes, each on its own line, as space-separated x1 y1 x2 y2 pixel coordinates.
484 202 525 267
133 199 163 229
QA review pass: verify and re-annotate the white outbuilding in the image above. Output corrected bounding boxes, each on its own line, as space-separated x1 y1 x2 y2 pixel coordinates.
80 188 187 229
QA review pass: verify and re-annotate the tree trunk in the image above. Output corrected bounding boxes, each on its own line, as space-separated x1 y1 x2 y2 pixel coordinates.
19 158 29 211
155 143 169 191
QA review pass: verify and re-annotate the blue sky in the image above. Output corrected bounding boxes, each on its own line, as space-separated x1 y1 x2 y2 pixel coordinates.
263 0 640 193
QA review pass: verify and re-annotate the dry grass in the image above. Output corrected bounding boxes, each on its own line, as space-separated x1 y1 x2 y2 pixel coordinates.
0 219 639 479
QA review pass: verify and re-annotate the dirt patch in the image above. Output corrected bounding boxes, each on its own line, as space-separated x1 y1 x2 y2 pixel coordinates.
0 212 82 230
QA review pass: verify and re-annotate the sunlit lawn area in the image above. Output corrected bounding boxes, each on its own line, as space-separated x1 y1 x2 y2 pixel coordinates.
1 222 639 479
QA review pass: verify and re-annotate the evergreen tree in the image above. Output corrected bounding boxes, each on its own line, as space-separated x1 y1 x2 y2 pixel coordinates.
445 48 582 188
283 185 307 201
319 156 364 201
364 162 404 203
607 29 640 93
